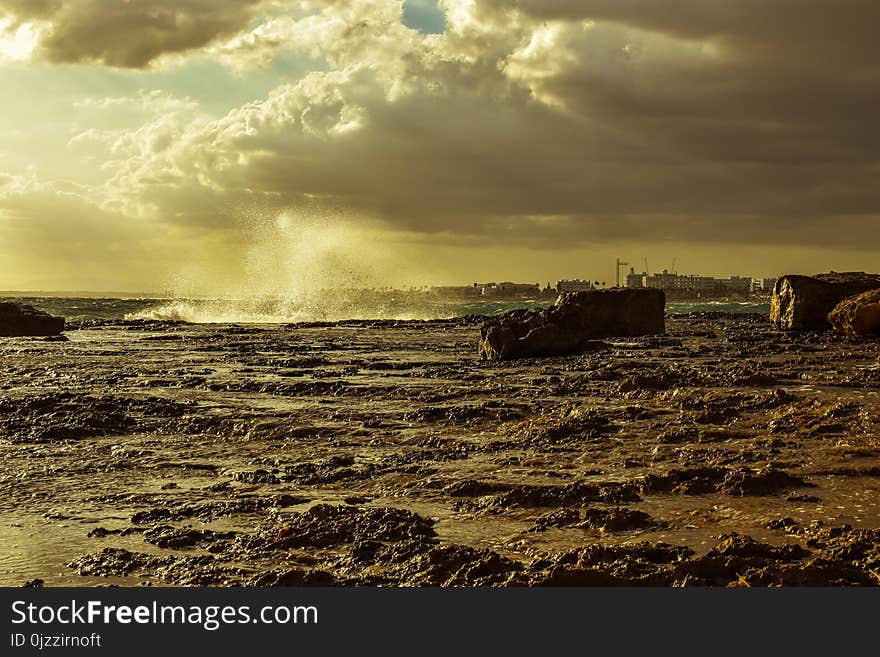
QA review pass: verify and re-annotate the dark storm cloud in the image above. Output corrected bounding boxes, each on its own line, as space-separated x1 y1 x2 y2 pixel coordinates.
485 0 879 60
8 0 880 256
0 0 268 67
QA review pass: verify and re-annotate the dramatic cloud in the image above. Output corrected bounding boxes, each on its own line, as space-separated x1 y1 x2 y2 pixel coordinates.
1 0 879 290
102 1 880 243
0 0 271 67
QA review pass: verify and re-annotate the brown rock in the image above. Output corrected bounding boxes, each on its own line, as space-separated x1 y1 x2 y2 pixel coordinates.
828 289 880 336
479 288 665 360
770 272 880 331
0 301 65 337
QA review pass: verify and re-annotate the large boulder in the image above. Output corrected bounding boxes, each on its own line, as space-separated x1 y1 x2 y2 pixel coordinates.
828 289 880 336
770 272 880 331
0 302 65 337
479 288 665 360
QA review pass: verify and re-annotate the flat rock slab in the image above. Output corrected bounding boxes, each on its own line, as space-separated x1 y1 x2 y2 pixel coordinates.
771 272 880 331
479 288 665 360
0 301 65 337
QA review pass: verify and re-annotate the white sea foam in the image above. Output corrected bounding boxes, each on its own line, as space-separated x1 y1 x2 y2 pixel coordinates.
125 295 462 323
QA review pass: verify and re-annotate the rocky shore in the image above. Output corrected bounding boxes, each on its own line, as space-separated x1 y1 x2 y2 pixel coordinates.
2 308 879 587
0 301 64 337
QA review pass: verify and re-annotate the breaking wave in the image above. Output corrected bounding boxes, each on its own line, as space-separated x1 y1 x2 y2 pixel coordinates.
124 295 549 323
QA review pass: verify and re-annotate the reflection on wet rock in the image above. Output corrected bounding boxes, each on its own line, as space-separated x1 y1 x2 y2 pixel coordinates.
1 313 879 587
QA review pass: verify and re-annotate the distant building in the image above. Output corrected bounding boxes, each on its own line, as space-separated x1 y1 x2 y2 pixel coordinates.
429 282 544 299
625 269 645 288
481 282 541 297
725 276 752 295
630 269 754 296
556 279 594 293
750 277 778 294
645 270 681 290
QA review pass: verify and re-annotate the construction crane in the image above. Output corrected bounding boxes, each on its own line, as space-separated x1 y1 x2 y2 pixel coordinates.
615 258 630 288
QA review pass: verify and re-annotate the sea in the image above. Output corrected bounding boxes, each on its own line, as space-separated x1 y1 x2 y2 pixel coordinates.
1 295 771 323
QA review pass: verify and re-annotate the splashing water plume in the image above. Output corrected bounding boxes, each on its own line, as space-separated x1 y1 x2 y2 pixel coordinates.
128 211 445 323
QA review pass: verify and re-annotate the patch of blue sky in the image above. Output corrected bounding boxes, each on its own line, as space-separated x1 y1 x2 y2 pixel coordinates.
402 0 446 35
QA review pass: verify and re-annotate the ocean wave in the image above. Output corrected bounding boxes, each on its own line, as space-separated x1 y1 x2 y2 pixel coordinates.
125 298 468 323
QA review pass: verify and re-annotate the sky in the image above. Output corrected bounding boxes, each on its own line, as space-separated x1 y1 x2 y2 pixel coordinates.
0 0 878 293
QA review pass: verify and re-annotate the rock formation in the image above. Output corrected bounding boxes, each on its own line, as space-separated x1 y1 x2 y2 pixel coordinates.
479 288 665 360
828 289 880 336
0 301 65 337
770 272 880 331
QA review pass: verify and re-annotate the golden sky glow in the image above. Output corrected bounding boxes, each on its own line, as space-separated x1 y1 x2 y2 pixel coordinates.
0 1 878 292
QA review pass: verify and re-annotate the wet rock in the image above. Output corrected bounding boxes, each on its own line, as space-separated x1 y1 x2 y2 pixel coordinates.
68 547 170 577
530 507 662 533
710 533 809 561
529 508 582 532
67 548 247 585
402 403 526 426
474 481 641 510
142 525 237 549
479 288 665 360
533 542 694 585
656 428 696 444
389 544 524 586
274 494 311 507
718 468 813 496
669 534 811 586
87 527 114 538
735 559 876 586
534 567 631 586
640 467 728 495
828 289 880 336
247 568 337 587
771 272 880 331
766 517 799 531
0 392 192 443
512 407 620 447
234 469 279 484
0 301 64 337
257 504 436 550
442 480 512 497
131 499 276 524
805 527 880 570
9 313 880 588
786 494 822 503
578 507 662 532
641 466 811 496
280 456 377 485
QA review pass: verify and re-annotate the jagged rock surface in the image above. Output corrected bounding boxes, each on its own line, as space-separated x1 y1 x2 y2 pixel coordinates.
828 289 880 336
770 272 880 331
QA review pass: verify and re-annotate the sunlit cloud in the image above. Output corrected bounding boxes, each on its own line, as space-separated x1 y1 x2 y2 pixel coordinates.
0 0 878 291
0 18 40 62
